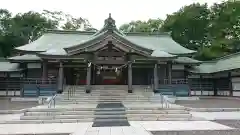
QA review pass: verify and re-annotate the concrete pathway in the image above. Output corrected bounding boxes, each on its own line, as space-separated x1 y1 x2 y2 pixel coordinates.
190 111 240 120
135 121 234 131
0 120 235 135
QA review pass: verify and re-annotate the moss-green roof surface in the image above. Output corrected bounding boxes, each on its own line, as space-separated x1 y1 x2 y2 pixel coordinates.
191 52 240 73
15 15 195 58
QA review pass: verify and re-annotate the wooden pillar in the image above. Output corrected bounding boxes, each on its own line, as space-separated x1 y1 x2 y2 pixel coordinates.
42 60 47 81
154 63 159 90
86 62 91 93
58 61 64 93
213 78 217 96
168 62 172 84
229 72 233 96
128 63 132 93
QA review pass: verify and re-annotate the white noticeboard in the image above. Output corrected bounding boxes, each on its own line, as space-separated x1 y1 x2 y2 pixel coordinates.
232 77 240 91
27 63 41 69
172 65 184 70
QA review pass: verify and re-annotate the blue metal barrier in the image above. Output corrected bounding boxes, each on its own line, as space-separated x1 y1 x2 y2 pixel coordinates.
155 84 190 97
23 84 57 97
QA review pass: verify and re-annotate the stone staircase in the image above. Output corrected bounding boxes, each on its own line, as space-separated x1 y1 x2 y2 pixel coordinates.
0 85 200 124
57 85 156 104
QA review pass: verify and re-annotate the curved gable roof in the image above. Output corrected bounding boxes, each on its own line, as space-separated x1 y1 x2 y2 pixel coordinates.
15 14 195 57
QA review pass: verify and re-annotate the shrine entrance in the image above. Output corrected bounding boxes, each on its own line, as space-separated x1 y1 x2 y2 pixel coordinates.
94 65 128 85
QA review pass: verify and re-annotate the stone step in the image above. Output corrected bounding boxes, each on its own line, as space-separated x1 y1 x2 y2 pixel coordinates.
126 110 188 114
60 99 153 101
26 104 187 112
21 114 128 120
60 96 152 99
58 100 156 102
61 95 148 97
0 117 201 124
26 107 126 112
24 109 188 116
21 113 191 120
25 111 125 116
57 101 157 104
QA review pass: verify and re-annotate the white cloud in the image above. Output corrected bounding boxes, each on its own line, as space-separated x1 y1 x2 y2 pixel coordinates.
1 0 224 29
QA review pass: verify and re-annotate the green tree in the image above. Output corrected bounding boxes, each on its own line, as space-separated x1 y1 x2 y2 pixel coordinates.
208 1 240 54
42 10 94 31
119 18 163 33
0 10 58 57
161 3 211 51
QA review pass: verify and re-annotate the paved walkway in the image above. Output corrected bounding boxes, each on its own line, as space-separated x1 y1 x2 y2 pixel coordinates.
0 98 38 110
2 98 240 134
0 121 235 135
190 112 240 120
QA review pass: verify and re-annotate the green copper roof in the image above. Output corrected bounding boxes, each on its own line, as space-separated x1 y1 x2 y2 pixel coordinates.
174 57 201 64
125 35 195 54
15 14 195 57
8 54 41 61
151 50 176 57
16 32 92 52
191 52 240 73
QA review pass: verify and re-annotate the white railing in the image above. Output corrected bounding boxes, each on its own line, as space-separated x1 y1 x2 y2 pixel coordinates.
67 85 77 100
48 94 57 108
160 93 170 108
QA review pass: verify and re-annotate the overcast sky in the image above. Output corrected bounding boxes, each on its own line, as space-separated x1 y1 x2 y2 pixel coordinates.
1 0 224 29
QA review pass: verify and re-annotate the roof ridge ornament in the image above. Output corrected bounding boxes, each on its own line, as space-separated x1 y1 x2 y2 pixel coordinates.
104 13 116 29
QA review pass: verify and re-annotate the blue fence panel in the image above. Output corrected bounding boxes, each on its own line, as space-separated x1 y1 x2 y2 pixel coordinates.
23 84 57 97
39 84 57 96
155 84 190 97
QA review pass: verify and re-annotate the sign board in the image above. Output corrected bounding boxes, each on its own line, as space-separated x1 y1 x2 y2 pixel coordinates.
232 77 240 91
10 72 22 77
27 63 41 69
172 65 184 70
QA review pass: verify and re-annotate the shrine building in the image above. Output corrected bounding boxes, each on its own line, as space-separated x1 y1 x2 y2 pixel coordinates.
1 14 240 97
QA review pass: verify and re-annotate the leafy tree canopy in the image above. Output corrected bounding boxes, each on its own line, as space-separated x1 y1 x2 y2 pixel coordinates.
0 9 95 57
120 0 240 60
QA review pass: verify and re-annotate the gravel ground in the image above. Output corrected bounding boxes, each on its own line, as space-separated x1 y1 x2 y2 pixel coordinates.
151 130 240 135
0 98 38 110
175 98 240 108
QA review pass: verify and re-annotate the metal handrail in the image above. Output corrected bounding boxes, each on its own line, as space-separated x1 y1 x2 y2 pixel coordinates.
48 94 57 108
67 85 76 100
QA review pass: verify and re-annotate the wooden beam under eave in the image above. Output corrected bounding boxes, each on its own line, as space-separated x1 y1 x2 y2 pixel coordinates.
8 59 42 63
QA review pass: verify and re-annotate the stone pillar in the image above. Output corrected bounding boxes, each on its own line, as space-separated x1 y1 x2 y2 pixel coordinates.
168 62 172 84
58 61 64 93
42 60 47 81
154 63 159 90
86 63 91 93
128 63 132 93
